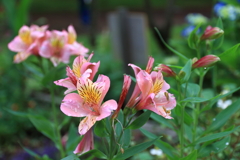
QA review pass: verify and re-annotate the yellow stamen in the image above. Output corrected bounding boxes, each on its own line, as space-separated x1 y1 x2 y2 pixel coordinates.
19 30 32 44
151 78 163 94
77 80 102 106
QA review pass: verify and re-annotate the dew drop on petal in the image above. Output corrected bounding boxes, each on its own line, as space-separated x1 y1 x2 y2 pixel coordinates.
226 142 229 145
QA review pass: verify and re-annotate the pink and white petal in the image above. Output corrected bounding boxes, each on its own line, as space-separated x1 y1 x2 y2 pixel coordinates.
78 116 97 135
81 61 100 80
54 78 77 94
39 41 53 58
81 69 92 80
128 64 142 77
164 93 176 110
61 93 89 117
13 52 31 63
136 70 153 98
95 75 110 103
66 66 78 86
96 100 118 121
162 81 170 91
73 128 94 155
60 47 71 64
8 37 29 52
145 57 154 73
126 84 141 108
50 57 60 67
157 107 173 119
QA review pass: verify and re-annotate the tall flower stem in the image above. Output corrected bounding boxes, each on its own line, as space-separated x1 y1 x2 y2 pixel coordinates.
192 70 205 145
50 85 65 158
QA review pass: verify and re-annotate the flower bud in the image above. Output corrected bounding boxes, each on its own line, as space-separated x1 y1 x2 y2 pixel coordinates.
154 64 176 77
200 26 224 40
192 55 220 69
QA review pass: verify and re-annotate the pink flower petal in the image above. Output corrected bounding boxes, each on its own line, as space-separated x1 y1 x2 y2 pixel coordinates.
96 100 118 121
8 37 28 52
61 93 89 117
73 129 94 155
54 77 77 94
78 116 97 135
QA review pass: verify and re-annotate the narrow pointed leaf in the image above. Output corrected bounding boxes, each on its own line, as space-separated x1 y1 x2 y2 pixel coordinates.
61 154 80 160
195 126 239 144
140 128 178 158
113 138 158 160
127 110 151 129
28 115 56 142
180 97 209 103
154 28 188 60
79 149 107 159
150 112 174 130
179 150 197 160
207 99 240 132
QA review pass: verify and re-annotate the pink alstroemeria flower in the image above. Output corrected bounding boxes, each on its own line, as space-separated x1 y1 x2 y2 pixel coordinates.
126 57 154 108
135 70 176 119
65 25 89 56
54 53 100 94
8 25 48 63
39 30 71 66
192 55 220 69
60 75 118 135
73 129 94 155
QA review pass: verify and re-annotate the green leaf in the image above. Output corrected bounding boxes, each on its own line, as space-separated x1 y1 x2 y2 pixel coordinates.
61 154 80 160
212 136 231 153
212 17 224 49
121 129 131 148
201 86 240 112
28 114 56 142
4 108 29 117
79 149 107 159
184 124 193 143
180 60 192 82
154 28 188 61
150 112 174 130
127 110 151 129
218 43 240 69
15 0 31 31
140 128 178 158
94 120 108 137
182 83 200 97
113 138 159 160
198 136 231 157
179 150 197 160
207 99 240 132
66 123 82 154
195 126 239 144
181 97 209 103
188 24 201 49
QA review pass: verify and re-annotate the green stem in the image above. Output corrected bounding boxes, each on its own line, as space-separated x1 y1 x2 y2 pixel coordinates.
192 71 204 144
50 85 65 158
180 104 185 158
109 119 116 160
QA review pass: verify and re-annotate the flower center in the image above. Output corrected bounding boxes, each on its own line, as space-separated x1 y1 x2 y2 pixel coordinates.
152 78 163 94
77 79 103 113
19 30 32 44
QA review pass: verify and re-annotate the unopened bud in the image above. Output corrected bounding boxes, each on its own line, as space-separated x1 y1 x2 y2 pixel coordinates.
192 57 198 64
192 55 220 69
154 64 176 77
200 26 224 40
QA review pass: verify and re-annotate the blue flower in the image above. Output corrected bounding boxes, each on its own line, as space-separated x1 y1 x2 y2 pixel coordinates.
181 25 201 37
